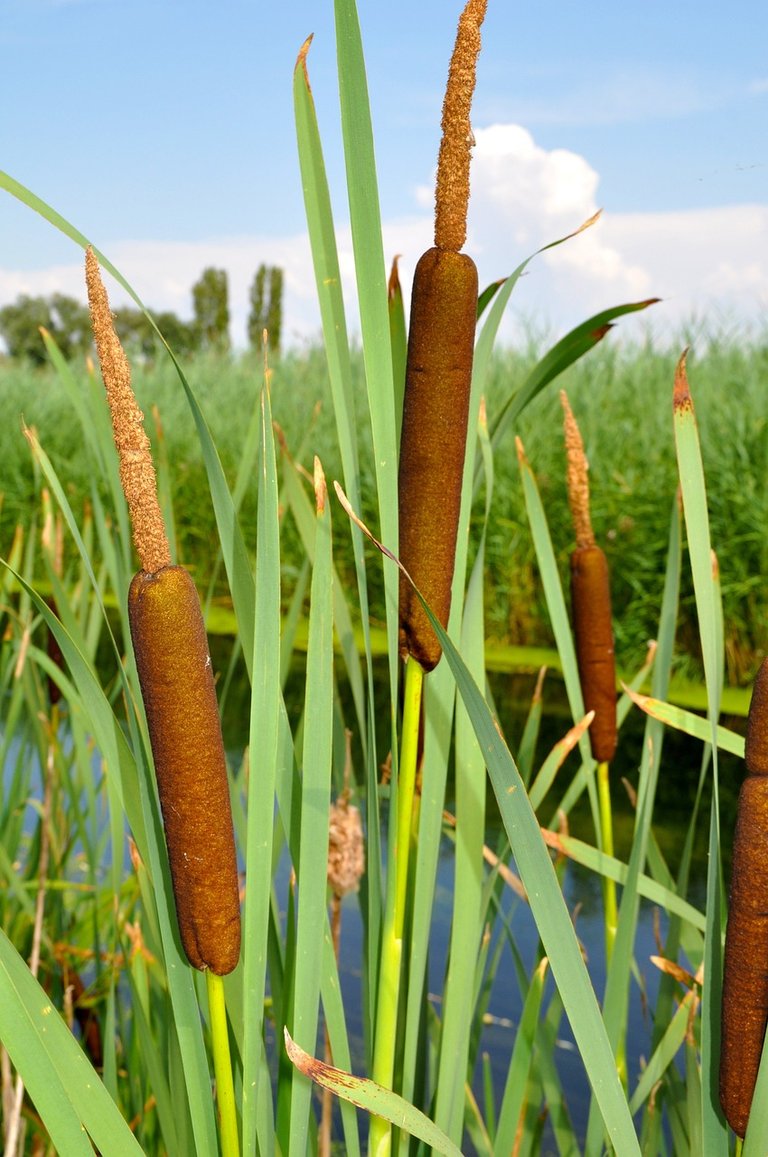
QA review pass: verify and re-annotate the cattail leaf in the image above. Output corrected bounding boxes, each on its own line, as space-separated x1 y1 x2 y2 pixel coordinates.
0 928 144 1157
539 828 706 931
293 45 383 985
516 440 601 830
424 618 641 1152
629 997 693 1114
287 458 335 1153
527 712 594 811
387 256 407 449
489 297 659 459
626 687 744 756
477 277 506 321
241 378 281 1154
672 353 728 1152
493 959 548 1156
284 1030 464 1157
433 405 490 1142
281 450 366 742
333 0 399 705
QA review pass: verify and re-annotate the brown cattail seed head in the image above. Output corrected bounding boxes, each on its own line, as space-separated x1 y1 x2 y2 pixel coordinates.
570 545 617 763
720 775 768 1136
327 798 365 897
746 658 768 776
85 248 170 574
398 246 478 670
435 0 488 252
129 565 241 974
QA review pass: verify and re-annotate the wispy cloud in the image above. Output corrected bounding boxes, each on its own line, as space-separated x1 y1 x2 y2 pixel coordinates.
750 77 768 95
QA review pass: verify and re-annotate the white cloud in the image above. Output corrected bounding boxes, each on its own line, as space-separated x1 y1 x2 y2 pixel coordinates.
750 78 768 95
1 123 766 354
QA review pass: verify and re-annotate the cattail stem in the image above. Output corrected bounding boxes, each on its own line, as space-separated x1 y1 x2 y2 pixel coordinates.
597 761 617 955
206 972 240 1157
369 656 424 1157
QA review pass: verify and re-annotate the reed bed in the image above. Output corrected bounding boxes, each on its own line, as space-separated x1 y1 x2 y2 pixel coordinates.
0 0 766 1154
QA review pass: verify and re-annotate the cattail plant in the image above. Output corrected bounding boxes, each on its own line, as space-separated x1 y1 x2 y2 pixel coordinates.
720 657 768 1137
562 391 617 765
370 5 486 1155
86 249 240 1151
562 391 619 979
397 0 485 673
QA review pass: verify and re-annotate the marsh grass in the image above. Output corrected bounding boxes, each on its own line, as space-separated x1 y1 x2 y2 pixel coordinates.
2 331 767 685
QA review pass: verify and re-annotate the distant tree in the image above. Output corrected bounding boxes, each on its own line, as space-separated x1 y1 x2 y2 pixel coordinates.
266 267 283 353
112 307 155 358
154 311 199 359
114 307 198 360
247 264 283 354
192 267 230 352
50 293 92 360
0 293 91 364
0 296 53 364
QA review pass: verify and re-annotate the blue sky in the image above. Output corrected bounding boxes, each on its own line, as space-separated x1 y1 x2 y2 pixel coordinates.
1 0 766 347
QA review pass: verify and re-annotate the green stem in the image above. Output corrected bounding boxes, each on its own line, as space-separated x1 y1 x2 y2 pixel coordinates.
369 657 425 1157
597 758 626 1084
206 970 240 1157
597 759 617 961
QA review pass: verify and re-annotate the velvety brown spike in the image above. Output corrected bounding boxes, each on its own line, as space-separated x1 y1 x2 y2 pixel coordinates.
398 246 478 671
746 658 768 776
129 566 241 975
720 775 768 1137
570 544 617 763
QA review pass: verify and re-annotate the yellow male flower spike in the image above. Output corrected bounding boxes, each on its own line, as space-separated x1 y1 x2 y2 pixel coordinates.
86 250 241 974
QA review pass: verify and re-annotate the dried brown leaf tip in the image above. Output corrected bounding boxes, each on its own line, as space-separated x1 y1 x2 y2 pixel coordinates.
434 0 488 252
85 248 170 573
388 254 402 302
673 348 693 414
296 34 314 83
561 391 594 550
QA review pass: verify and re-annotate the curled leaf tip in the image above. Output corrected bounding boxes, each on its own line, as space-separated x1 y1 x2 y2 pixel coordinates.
577 209 603 234
387 254 402 300
296 34 313 80
673 348 693 414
